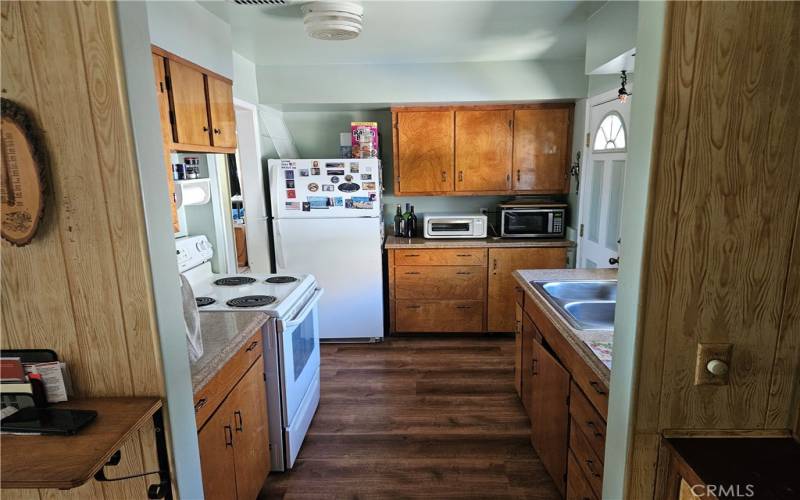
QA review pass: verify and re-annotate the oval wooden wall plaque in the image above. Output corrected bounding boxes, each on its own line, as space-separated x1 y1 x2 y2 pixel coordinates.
1 98 46 246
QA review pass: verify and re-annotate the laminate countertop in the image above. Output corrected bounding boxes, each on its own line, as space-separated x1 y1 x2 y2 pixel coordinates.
513 268 617 386
190 312 270 394
384 236 575 249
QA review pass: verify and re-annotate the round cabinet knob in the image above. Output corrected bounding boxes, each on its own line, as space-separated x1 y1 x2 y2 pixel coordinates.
706 359 729 376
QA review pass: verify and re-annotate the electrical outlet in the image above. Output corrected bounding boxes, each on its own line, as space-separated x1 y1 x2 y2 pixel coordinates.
480 207 488 215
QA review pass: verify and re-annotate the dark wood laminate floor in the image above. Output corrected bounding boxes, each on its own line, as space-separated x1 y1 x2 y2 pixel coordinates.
260 335 560 499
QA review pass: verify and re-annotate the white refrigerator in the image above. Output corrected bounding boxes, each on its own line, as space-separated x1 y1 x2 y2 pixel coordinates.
268 158 384 341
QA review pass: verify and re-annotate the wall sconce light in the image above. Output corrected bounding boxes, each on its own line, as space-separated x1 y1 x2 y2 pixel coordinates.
618 70 632 103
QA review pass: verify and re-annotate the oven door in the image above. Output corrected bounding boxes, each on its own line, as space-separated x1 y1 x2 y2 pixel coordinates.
501 209 554 237
426 219 473 237
277 287 323 425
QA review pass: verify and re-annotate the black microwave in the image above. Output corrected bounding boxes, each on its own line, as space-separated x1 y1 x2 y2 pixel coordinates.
499 203 567 238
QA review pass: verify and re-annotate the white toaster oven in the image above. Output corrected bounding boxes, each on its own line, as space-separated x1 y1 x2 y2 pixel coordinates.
423 214 487 239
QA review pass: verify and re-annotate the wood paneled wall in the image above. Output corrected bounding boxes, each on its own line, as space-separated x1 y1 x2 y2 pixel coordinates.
1 1 167 498
627 2 800 498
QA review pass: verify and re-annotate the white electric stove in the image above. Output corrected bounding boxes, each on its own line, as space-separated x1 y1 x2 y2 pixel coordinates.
176 235 322 471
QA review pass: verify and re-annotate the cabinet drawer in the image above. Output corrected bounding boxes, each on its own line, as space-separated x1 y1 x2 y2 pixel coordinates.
567 450 599 500
394 248 487 266
194 329 263 429
395 266 486 300
570 353 609 418
395 300 483 332
570 382 606 460
569 418 603 498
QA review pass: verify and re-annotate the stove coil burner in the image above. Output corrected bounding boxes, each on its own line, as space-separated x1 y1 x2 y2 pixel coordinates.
226 295 277 308
214 276 256 286
195 297 216 307
266 276 298 284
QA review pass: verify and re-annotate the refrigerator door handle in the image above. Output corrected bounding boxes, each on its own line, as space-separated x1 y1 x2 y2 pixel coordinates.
273 219 287 270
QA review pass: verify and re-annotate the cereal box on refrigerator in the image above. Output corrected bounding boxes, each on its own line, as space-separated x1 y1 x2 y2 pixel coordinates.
351 121 379 158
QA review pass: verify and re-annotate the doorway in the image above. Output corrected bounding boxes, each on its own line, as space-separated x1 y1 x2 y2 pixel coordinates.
576 88 631 269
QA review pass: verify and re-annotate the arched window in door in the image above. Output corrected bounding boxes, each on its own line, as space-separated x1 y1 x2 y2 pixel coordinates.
593 112 626 152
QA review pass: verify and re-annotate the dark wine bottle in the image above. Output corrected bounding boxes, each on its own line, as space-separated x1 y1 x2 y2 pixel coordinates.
393 205 403 236
409 205 418 238
403 203 412 238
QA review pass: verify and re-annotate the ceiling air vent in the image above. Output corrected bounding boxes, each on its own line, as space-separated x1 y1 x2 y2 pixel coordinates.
301 1 363 41
232 0 288 4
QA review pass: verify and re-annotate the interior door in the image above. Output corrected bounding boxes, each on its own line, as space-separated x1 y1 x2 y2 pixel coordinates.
396 111 454 193
577 95 630 268
207 75 237 148
197 397 237 500
455 109 513 191
530 341 570 496
487 247 567 332
168 60 211 146
230 357 270 500
512 107 571 193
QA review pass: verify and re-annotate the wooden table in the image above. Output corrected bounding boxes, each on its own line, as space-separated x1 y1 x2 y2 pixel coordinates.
1 397 171 498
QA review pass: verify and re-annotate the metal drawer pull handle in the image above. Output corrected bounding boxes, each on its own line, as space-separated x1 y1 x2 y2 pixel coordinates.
585 459 601 478
405 254 420 257
405 272 420 275
407 305 421 309
455 254 472 257
589 381 606 395
532 358 538 375
234 410 243 432
456 305 472 309
245 341 259 352
586 420 604 438
224 425 233 447
455 272 471 275
194 398 207 412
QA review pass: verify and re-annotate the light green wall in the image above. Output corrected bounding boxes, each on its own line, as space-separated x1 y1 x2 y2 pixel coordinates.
602 2 667 499
257 59 588 106
585 1 639 75
232 51 259 104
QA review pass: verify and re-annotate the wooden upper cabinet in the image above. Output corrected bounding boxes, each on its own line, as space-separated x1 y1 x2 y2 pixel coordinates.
395 111 454 194
168 59 212 147
513 107 571 193
207 76 237 149
487 247 568 332
455 109 513 192
152 54 179 232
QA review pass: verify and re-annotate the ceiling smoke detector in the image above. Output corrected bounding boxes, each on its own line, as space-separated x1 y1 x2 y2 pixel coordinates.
301 1 363 41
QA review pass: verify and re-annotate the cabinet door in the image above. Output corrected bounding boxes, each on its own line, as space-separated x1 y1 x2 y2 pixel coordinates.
395 111 454 194
230 357 270 500
520 313 535 414
513 107 571 193
152 54 179 232
198 399 237 500
514 301 523 397
531 341 570 496
455 109 513 192
207 75 237 148
395 300 483 332
487 247 567 332
168 60 211 146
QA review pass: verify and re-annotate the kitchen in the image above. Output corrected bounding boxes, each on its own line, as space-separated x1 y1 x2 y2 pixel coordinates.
1 2 799 500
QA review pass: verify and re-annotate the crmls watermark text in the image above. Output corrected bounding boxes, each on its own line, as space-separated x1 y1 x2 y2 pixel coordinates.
690 484 755 498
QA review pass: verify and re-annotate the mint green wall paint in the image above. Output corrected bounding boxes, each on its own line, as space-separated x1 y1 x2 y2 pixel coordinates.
257 59 588 106
147 1 233 79
232 51 259 104
602 3 667 499
585 1 639 75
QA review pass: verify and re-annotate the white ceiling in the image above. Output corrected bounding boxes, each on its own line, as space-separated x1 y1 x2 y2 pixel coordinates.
199 0 604 66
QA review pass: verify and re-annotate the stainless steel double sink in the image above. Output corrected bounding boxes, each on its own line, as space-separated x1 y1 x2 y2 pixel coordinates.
531 280 617 331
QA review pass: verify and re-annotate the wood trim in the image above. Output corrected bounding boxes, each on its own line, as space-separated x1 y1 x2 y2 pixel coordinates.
169 142 236 154
660 429 793 439
151 44 232 84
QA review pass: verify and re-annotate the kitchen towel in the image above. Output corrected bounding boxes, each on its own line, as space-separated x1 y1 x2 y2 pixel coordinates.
180 273 204 363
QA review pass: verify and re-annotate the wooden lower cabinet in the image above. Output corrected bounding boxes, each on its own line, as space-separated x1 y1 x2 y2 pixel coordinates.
388 246 569 333
395 300 483 332
514 301 523 397
567 451 598 500
530 340 571 496
198 356 270 499
487 247 567 332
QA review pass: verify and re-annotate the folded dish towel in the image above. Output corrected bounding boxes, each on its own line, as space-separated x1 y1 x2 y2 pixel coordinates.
180 273 204 363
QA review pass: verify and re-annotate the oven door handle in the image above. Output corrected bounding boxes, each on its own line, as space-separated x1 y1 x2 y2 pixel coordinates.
280 287 324 331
